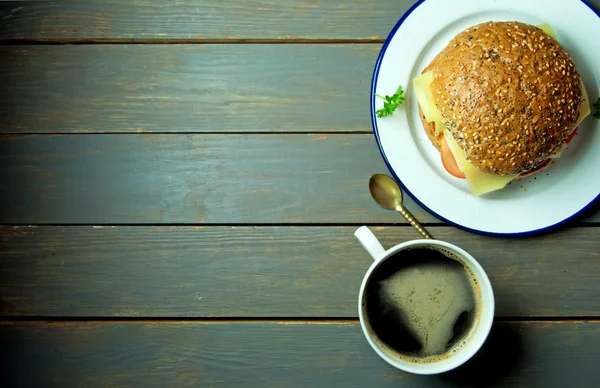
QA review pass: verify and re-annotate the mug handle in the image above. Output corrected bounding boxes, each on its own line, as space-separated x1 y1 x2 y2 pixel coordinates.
354 226 387 261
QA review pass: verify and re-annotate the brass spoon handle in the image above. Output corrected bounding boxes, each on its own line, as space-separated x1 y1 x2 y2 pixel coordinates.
396 205 433 239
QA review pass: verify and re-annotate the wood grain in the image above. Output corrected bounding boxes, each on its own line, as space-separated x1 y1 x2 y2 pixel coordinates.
0 0 410 41
1 226 599 317
1 321 599 387
2 0 597 42
1 134 597 225
0 133 437 224
1 133 598 225
0 44 379 133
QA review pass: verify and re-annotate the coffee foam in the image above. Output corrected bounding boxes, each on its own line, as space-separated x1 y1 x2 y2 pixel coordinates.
362 245 483 364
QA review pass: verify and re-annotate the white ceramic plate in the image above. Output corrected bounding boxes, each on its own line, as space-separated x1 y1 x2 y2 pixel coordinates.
371 0 600 236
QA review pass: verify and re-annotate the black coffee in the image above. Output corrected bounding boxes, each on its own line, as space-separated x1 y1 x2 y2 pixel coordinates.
363 246 480 363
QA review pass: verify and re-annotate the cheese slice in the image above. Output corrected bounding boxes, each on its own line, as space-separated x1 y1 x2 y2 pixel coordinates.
413 71 445 135
443 129 519 196
537 23 558 40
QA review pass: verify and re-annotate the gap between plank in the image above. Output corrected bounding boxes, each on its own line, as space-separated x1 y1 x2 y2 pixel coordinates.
0 223 483 227
1 223 599 228
0 131 374 136
1 317 599 324
0 38 385 45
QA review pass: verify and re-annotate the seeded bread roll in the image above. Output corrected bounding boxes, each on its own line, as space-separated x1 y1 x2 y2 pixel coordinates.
424 21 583 176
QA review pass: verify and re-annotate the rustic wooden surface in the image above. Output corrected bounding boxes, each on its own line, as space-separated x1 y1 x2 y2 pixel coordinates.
0 0 408 41
0 134 597 224
0 45 379 134
0 134 436 224
1 321 599 388
1 226 599 318
1 0 599 386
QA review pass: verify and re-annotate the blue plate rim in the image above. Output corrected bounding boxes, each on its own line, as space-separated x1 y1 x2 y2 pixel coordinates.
369 0 600 237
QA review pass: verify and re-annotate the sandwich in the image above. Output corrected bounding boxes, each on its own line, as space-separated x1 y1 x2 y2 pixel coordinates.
413 21 591 196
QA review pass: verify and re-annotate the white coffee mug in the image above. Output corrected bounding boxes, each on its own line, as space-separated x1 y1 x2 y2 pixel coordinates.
354 226 495 375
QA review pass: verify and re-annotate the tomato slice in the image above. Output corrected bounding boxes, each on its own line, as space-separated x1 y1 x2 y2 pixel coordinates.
565 127 578 144
441 136 466 179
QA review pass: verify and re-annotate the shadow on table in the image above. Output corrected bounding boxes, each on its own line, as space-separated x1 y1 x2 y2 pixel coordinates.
0 285 6 316
437 323 523 387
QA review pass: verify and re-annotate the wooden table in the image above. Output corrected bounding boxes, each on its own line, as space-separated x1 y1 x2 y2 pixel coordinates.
1 1 599 386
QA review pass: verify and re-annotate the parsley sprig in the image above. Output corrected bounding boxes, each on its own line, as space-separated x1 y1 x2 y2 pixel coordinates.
593 97 600 119
375 84 405 118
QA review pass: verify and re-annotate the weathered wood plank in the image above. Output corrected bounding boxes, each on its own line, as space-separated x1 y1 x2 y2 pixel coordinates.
1 226 599 317
1 133 597 224
1 133 598 224
0 0 409 41
0 44 378 133
0 133 437 224
1 321 599 387
2 0 597 42
1 134 596 225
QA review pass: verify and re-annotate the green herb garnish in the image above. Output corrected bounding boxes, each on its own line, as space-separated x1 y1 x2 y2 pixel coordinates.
375 84 405 118
593 97 600 119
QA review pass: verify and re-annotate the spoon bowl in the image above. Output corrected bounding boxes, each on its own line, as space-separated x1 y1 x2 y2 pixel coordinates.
369 174 404 210
369 173 433 239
